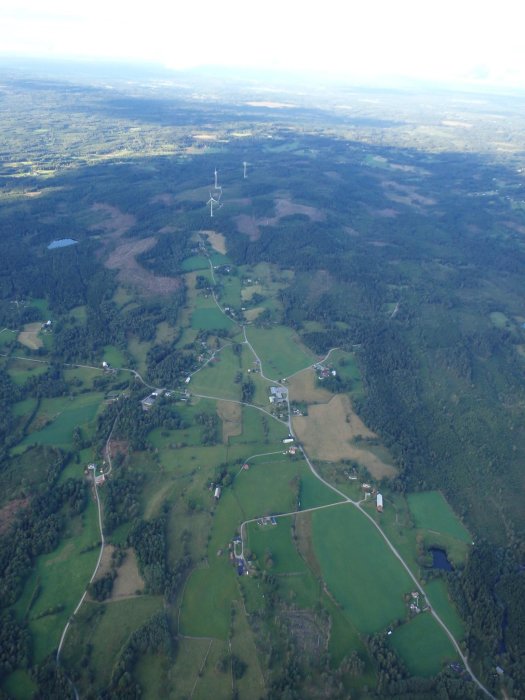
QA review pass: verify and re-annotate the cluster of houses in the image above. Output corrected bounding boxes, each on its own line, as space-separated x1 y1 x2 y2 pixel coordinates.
257 515 278 527
87 463 106 486
228 536 247 576
313 363 337 381
361 483 384 512
141 391 162 411
406 590 430 616
268 386 287 404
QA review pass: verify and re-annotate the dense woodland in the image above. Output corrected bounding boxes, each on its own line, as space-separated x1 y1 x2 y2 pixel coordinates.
0 64 524 698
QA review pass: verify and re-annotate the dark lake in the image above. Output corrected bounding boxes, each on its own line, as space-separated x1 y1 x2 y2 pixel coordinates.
429 547 453 571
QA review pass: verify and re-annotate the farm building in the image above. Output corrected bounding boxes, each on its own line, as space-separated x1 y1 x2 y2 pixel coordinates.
214 486 222 500
141 391 161 411
376 493 384 512
269 386 287 402
283 438 294 444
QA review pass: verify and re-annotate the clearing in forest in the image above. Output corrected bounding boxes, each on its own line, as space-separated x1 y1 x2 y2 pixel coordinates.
18 322 43 349
292 395 396 479
91 203 181 295
407 491 471 543
201 230 227 254
110 550 145 599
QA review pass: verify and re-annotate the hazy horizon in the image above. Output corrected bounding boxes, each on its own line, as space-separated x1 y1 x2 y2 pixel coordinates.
1 0 524 92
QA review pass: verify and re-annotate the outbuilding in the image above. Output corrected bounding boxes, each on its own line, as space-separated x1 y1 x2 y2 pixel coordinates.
214 486 222 500
376 493 384 512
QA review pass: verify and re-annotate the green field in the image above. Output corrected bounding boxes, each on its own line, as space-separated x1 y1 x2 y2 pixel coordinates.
2 670 37 699
12 396 38 418
20 392 104 448
312 505 412 633
407 491 471 543
128 336 151 376
190 345 242 400
218 274 242 308
7 359 48 385
245 325 315 379
14 502 101 663
247 518 307 574
0 328 17 347
62 596 163 693
179 561 237 639
181 255 210 272
191 307 236 331
424 578 465 640
103 344 127 367
389 612 457 676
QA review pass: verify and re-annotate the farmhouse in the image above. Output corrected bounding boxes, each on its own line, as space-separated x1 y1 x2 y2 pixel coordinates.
269 386 287 403
376 493 384 512
141 390 164 411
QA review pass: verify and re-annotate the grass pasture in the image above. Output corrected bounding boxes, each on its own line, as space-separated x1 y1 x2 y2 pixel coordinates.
190 345 241 400
245 325 314 379
0 328 17 347
247 518 306 574
233 458 300 519
389 612 457 676
424 578 465 640
407 491 471 543
20 392 104 449
181 255 210 272
128 336 151 376
218 274 242 308
63 596 163 694
312 505 412 634
7 359 48 386
14 503 100 663
179 561 237 639
217 400 242 442
102 344 127 367
191 306 236 331
167 638 221 700
230 600 266 699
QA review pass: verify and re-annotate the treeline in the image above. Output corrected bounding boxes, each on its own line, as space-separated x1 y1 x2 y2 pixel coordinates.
0 611 29 683
104 471 144 533
137 229 195 276
127 510 191 601
449 543 525 697
0 474 87 607
101 611 173 699
96 392 185 452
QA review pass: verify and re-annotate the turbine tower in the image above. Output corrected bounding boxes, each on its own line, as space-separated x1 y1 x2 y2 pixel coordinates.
243 161 248 179
207 193 219 218
214 168 219 189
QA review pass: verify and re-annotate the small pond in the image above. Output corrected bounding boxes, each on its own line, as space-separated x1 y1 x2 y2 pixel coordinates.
47 238 78 249
429 547 453 571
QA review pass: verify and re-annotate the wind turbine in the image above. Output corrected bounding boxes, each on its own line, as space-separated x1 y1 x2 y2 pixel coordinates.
207 192 219 218
243 161 248 179
214 168 219 190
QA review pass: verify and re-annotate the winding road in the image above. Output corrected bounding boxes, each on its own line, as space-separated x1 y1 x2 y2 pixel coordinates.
3 258 495 698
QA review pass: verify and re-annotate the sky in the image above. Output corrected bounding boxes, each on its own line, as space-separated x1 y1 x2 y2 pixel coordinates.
0 0 524 89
